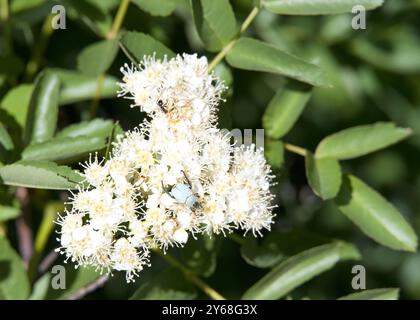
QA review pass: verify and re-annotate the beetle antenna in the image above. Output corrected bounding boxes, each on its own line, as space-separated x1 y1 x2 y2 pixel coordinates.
182 170 192 187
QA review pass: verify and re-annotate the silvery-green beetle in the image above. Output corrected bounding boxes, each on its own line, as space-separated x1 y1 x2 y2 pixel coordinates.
163 171 201 210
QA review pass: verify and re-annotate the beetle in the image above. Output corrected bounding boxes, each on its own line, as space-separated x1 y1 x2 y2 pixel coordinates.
157 99 173 114
162 171 201 210
157 100 167 113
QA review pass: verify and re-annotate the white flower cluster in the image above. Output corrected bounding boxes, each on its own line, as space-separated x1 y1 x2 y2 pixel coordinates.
56 54 276 282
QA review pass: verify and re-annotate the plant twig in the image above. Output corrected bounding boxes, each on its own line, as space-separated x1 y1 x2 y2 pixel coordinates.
208 5 260 71
105 121 119 160
25 14 54 81
68 275 109 300
28 201 63 281
284 143 308 157
0 0 12 55
105 0 130 40
153 249 226 300
89 74 105 118
38 250 58 274
15 187 33 269
90 0 130 118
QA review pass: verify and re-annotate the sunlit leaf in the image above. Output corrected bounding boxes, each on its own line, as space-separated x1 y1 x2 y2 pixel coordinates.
335 175 418 252
316 122 412 160
242 242 360 299
119 31 175 64
51 68 118 105
264 140 284 170
241 230 330 268
191 0 237 51
0 84 33 127
0 238 30 299
263 0 383 15
0 205 20 222
77 39 119 77
56 119 114 138
338 288 399 300
263 81 312 139
24 71 61 145
0 123 14 151
132 0 182 16
21 136 107 162
226 38 330 87
0 160 83 190
305 152 341 200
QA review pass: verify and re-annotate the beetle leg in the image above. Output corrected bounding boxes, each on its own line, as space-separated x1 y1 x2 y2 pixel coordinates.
161 181 175 199
182 170 192 187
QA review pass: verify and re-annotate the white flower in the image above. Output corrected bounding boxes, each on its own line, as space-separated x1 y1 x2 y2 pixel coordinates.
81 153 108 187
111 238 150 283
173 228 189 244
57 53 276 283
117 53 225 129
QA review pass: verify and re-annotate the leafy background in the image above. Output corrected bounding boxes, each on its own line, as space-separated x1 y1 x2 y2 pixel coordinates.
1 0 420 300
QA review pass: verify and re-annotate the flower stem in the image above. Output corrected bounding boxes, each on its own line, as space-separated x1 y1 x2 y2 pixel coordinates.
68 275 109 300
25 14 54 81
91 0 130 118
153 249 226 300
28 201 63 281
0 0 12 55
15 187 33 269
284 143 308 157
106 0 130 40
208 5 260 71
89 74 105 118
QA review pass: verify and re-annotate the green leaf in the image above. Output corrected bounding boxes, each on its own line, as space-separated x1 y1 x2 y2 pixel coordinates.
338 288 399 300
351 36 420 74
77 39 119 77
28 272 51 300
191 0 237 52
1 71 118 113
316 122 412 160
305 152 341 200
119 31 175 64
11 0 46 13
130 268 197 300
242 242 360 300
0 237 30 299
0 160 84 190
226 38 330 87
61 0 112 37
263 0 383 15
0 205 20 222
51 68 118 105
264 140 284 170
24 71 61 145
336 175 418 252
263 81 312 139
0 123 14 150
214 62 233 88
22 136 107 162
0 84 33 127
132 0 182 16
181 234 221 277
241 230 330 268
56 119 114 138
